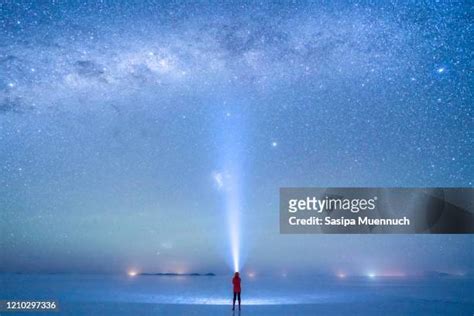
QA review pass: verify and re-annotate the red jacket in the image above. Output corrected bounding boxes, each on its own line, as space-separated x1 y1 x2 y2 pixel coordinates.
232 276 241 292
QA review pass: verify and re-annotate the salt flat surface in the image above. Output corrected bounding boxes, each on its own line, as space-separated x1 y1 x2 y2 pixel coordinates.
1 274 473 315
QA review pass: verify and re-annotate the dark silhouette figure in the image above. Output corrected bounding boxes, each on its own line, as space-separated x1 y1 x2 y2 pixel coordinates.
232 272 241 310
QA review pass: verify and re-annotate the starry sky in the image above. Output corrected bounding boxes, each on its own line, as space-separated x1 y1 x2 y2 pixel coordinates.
0 1 473 275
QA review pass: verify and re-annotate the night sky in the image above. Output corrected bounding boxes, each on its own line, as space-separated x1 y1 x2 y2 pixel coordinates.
0 1 473 275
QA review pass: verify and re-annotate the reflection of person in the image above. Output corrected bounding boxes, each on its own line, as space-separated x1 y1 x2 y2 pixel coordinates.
232 272 241 311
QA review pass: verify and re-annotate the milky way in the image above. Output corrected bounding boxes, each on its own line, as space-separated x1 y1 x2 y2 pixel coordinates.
0 1 472 274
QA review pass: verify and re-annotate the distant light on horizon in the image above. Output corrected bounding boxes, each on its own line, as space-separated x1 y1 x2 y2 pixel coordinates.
337 272 347 279
128 270 138 277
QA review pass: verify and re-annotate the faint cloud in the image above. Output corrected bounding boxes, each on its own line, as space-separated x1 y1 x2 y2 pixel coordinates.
161 242 173 249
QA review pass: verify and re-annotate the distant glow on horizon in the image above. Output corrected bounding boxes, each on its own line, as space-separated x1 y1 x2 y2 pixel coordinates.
382 271 406 277
128 270 138 277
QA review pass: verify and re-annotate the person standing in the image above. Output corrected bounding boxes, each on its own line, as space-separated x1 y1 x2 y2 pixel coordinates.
232 272 241 311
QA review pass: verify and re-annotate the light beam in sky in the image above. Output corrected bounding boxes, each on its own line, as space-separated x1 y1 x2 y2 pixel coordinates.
226 170 241 272
214 107 245 273
213 167 241 272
